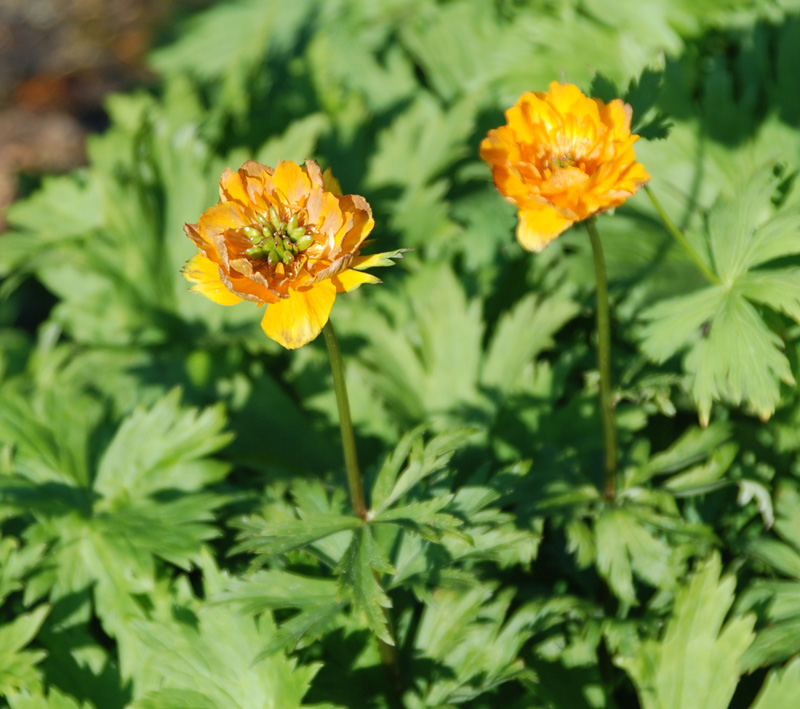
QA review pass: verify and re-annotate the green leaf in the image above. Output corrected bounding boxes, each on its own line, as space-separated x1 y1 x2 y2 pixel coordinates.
617 553 755 709
233 514 362 562
336 528 393 645
594 508 675 605
640 169 800 423
94 389 232 500
751 658 800 709
126 550 321 709
481 292 579 396
0 605 50 696
632 423 732 485
6 688 95 709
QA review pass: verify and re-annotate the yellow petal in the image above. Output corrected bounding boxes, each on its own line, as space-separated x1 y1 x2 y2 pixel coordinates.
218 167 249 204
516 205 574 252
351 249 405 270
260 279 337 349
198 202 249 242
182 253 243 305
322 167 343 196
272 160 311 206
331 268 381 293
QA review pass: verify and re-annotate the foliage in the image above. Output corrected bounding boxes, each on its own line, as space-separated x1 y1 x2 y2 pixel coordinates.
3 0 800 707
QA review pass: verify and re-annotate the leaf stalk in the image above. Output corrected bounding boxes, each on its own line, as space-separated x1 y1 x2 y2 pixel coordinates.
644 185 720 285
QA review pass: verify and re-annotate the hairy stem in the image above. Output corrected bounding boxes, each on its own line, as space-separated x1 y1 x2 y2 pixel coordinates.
645 185 720 285
586 219 617 500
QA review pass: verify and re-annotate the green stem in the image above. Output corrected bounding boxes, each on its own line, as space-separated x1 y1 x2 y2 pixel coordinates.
644 185 719 285
322 320 367 520
322 320 402 698
585 219 617 501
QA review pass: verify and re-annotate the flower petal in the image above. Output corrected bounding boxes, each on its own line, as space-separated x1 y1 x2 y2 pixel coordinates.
219 167 249 204
260 279 337 349
516 205 574 252
272 160 311 206
198 202 249 242
331 268 381 293
182 253 243 305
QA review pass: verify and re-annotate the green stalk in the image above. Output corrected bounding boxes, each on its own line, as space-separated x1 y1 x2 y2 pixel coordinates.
585 219 617 500
644 185 719 285
322 320 401 698
322 320 368 520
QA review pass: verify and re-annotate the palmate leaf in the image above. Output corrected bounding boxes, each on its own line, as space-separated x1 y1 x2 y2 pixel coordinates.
408 584 536 706
751 657 800 709
0 605 50 696
617 553 755 709
6 688 95 709
594 507 676 605
336 528 394 645
0 386 230 636
639 169 800 424
127 552 322 709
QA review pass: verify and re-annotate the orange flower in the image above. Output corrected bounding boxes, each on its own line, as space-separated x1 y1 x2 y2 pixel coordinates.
183 160 398 349
480 82 650 251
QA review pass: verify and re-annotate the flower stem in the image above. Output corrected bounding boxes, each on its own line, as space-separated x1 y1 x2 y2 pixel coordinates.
322 320 367 520
322 320 402 698
644 185 719 285
585 219 617 501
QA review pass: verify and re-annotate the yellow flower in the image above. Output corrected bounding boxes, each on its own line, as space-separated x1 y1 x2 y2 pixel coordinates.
480 82 650 251
183 159 397 349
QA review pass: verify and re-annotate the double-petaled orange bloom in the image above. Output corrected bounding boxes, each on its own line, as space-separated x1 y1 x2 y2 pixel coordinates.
183 160 396 349
481 82 650 251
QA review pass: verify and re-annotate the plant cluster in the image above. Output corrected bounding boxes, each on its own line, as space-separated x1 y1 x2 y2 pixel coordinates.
3 1 800 707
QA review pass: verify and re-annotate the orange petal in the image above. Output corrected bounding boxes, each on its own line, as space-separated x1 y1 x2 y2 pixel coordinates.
182 253 243 305
516 205 574 252
322 167 343 196
198 202 249 241
271 160 311 206
331 269 381 293
219 167 249 204
260 279 337 349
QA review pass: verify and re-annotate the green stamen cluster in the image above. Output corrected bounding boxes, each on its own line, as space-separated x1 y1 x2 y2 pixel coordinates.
243 207 314 267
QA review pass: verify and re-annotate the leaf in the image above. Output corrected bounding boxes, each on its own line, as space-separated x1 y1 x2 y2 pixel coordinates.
6 688 95 709
336 529 393 645
369 425 428 511
410 584 535 706
481 292 579 396
632 422 732 484
639 169 800 424
233 514 362 562
594 508 675 605
126 551 321 709
617 553 755 709
94 388 232 499
624 66 671 140
0 605 50 696
751 657 800 709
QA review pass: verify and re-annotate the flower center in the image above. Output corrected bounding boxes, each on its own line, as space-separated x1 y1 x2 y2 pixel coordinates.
241 207 314 268
551 154 576 169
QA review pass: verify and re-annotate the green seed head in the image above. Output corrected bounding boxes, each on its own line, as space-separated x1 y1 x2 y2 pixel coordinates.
267 249 280 267
295 234 314 251
268 207 282 231
243 226 261 240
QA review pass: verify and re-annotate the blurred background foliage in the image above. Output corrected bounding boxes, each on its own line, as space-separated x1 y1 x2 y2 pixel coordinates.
3 0 800 707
